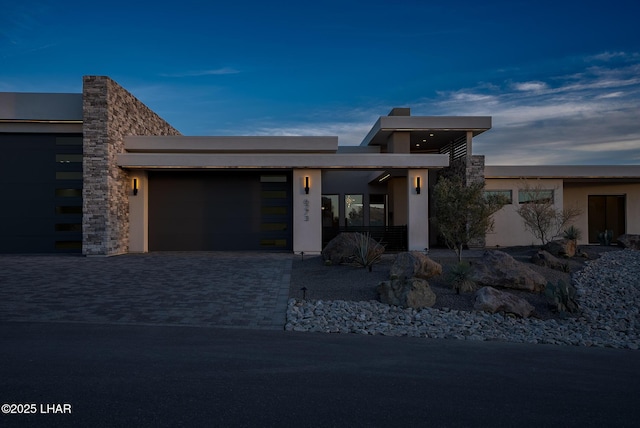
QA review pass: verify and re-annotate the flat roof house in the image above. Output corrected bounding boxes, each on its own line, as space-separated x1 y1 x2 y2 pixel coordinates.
1 76 639 255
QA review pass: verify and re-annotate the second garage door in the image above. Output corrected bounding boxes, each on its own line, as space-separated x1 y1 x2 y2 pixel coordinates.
148 171 292 251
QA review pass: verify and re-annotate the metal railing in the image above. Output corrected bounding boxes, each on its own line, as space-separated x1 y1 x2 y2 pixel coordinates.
322 225 408 252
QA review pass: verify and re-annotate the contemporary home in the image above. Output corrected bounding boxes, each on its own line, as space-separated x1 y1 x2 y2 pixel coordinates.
1 75 639 255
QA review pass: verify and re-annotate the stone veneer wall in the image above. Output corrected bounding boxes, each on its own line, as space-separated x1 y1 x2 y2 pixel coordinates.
444 155 485 186
82 76 181 256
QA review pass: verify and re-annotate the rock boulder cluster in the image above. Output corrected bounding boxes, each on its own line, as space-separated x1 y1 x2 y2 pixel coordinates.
287 249 640 350
376 252 441 309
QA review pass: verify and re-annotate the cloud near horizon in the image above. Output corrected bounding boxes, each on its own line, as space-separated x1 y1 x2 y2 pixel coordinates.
159 68 241 78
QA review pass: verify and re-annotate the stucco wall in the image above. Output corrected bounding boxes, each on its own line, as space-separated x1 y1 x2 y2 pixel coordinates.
293 169 322 254
485 178 564 247
82 76 181 256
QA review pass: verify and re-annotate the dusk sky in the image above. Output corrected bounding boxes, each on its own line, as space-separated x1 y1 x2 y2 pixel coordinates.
2 0 639 165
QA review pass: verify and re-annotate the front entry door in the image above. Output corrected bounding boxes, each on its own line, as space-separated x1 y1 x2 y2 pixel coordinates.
588 195 626 243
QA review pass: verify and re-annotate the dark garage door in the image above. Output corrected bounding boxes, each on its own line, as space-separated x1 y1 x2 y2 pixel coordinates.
0 133 83 253
148 171 292 251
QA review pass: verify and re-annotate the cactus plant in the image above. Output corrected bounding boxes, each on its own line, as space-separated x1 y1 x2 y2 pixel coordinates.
545 279 579 313
598 229 613 246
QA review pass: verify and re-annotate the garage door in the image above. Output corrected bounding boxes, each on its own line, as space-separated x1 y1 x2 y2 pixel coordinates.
0 133 83 253
148 171 292 251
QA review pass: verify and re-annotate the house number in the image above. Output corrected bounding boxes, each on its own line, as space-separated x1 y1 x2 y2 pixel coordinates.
303 199 310 221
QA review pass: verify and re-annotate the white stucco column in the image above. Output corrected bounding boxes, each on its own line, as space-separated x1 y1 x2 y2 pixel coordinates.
128 171 148 253
407 169 429 251
293 169 322 254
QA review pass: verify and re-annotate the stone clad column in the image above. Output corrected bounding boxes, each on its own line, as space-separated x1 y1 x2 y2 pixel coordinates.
82 76 180 256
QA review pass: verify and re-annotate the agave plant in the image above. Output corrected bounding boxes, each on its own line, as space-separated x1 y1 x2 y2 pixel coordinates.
351 233 385 271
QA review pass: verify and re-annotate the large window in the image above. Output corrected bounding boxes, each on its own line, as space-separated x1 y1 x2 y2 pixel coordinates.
322 195 339 228
518 189 553 204
369 194 387 226
485 190 512 204
344 194 363 226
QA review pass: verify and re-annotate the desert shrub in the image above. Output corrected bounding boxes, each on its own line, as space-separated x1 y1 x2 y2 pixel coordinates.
545 279 579 313
351 233 384 270
446 261 476 294
563 225 582 242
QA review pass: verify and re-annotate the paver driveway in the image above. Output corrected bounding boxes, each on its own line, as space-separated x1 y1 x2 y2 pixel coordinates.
0 252 292 329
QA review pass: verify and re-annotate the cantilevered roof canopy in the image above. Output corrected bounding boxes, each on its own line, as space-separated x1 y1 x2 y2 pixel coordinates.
360 115 492 153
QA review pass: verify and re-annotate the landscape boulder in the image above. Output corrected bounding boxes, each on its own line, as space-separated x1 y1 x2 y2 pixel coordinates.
530 250 568 272
377 277 436 309
321 232 383 265
617 234 640 250
543 239 576 258
471 250 546 293
390 251 442 281
473 286 535 318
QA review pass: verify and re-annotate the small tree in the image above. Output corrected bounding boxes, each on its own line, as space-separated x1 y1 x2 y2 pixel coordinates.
431 176 507 262
516 181 581 246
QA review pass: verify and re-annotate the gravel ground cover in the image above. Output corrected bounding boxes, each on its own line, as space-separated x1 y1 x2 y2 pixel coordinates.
288 246 639 348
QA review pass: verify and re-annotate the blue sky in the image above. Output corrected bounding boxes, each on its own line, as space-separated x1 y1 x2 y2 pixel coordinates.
2 0 639 165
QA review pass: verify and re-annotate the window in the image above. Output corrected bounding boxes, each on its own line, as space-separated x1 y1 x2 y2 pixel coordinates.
322 195 339 228
56 188 82 198
369 194 387 226
518 189 553 204
56 154 83 164
345 194 363 226
485 190 512 204
56 172 83 180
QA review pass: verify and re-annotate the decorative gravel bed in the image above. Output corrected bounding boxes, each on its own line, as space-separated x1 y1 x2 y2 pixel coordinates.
286 249 640 349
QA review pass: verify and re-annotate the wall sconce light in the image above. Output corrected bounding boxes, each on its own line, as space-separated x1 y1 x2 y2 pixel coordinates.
304 176 310 194
415 176 421 194
133 178 138 196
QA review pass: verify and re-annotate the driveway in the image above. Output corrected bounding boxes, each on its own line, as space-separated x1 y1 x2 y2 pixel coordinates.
0 252 292 329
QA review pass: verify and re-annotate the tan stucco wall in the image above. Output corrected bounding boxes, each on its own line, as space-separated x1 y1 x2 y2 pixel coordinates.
564 182 640 244
485 178 564 247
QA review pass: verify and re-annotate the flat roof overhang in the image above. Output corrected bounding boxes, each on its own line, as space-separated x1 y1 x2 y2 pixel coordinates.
485 165 640 180
360 116 492 151
117 153 450 169
0 92 83 121
124 135 339 153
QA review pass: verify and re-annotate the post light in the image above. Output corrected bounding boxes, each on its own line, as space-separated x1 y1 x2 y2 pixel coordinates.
133 178 138 196
304 176 310 194
415 176 421 194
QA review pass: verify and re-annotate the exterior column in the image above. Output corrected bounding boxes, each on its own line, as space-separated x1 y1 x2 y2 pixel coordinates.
128 171 148 252
293 169 322 254
407 169 429 251
466 131 473 158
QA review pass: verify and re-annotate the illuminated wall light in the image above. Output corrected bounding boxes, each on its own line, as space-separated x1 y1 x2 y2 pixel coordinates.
133 178 138 196
415 176 421 194
378 173 391 183
304 176 310 194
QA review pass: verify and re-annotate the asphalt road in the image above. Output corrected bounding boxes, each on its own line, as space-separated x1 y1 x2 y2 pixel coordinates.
1 322 639 427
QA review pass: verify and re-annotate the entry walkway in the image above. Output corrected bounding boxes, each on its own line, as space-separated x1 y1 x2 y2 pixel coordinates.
0 252 292 330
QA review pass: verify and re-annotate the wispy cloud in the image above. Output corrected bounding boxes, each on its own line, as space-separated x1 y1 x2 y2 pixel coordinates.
419 53 640 165
512 81 548 92
159 68 241 78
